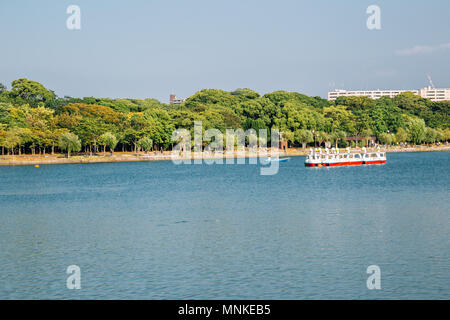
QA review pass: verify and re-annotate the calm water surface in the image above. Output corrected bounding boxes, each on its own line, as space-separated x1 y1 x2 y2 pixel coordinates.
0 152 449 299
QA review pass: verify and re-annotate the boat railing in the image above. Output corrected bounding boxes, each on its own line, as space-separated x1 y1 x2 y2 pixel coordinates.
308 148 385 162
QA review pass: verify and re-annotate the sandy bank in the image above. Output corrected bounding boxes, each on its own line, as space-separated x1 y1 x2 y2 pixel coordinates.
0 145 449 166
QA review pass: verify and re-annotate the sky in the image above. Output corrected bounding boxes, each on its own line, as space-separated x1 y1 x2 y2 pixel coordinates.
0 0 449 103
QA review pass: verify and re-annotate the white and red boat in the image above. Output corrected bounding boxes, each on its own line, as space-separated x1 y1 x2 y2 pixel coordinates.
305 147 386 167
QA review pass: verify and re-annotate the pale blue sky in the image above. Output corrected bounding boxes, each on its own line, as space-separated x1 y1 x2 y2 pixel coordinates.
1 0 449 102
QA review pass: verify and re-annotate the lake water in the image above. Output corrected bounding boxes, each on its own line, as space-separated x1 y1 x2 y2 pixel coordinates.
0 152 449 299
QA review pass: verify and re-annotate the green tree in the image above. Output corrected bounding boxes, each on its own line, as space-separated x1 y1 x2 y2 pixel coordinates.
231 88 260 100
435 129 444 142
0 125 6 154
282 130 294 148
423 127 437 145
438 128 450 142
360 128 373 147
99 132 118 155
60 103 120 154
10 78 55 106
378 132 394 145
332 131 347 148
3 129 21 155
317 131 330 147
295 130 313 148
123 113 154 152
58 132 81 158
323 105 356 134
406 118 426 145
395 127 409 144
138 136 153 153
16 104 55 154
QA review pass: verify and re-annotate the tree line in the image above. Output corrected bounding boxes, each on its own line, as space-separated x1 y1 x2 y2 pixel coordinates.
0 78 449 157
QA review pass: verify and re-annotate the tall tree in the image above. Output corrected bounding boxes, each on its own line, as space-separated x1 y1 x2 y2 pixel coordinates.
406 118 426 145
295 129 313 149
3 129 21 155
58 132 81 158
332 131 347 148
395 128 409 144
10 78 55 107
99 132 118 155
138 136 153 153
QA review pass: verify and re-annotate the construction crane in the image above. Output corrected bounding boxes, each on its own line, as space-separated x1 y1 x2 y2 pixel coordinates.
426 72 436 89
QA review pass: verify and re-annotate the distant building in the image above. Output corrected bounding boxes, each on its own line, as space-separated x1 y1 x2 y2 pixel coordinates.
169 94 185 105
417 87 450 101
328 86 450 102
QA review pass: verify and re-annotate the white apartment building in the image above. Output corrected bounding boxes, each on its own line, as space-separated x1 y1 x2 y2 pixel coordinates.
418 87 450 101
328 87 450 102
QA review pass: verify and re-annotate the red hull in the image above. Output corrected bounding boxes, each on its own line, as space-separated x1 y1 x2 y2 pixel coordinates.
305 160 385 167
363 160 386 165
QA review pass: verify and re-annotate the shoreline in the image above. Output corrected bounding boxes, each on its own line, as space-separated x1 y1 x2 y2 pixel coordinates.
0 145 449 166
